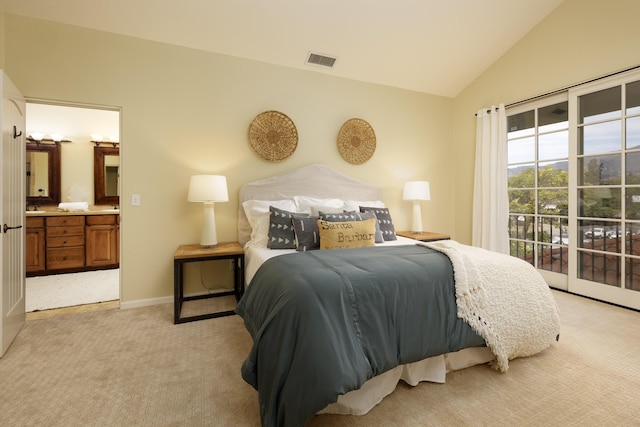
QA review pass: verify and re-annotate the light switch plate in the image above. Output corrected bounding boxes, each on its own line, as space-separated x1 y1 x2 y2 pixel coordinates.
131 194 141 206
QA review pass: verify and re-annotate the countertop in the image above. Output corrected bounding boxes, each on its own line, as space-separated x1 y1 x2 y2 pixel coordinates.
25 207 120 217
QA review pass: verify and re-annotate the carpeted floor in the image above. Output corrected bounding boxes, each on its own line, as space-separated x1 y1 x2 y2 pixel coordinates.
1 290 639 426
26 269 119 312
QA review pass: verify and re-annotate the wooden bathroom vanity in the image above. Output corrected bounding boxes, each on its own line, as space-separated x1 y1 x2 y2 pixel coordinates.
26 211 119 276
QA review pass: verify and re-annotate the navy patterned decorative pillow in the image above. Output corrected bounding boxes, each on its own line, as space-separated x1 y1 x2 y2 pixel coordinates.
267 206 308 249
359 206 397 241
292 216 320 251
320 211 384 243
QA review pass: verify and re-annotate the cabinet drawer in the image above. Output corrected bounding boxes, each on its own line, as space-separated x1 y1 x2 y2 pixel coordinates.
46 216 85 227
26 217 45 228
86 215 117 226
46 225 85 238
46 247 85 270
46 235 85 248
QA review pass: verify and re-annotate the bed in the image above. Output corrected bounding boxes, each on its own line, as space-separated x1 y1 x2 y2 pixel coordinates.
235 163 560 427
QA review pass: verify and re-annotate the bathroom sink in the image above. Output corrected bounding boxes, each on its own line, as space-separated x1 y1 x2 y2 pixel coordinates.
26 210 46 214
98 209 120 213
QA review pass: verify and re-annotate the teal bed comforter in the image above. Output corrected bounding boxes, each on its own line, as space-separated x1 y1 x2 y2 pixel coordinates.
236 245 485 427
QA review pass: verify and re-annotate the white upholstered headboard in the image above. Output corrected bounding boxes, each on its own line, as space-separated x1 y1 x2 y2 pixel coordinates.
238 163 382 245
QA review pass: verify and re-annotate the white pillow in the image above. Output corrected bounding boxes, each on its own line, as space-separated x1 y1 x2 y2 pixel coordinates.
294 196 345 216
242 199 297 248
342 200 385 211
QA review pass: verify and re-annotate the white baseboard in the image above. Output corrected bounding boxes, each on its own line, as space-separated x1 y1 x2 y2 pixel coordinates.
119 295 173 310
119 288 235 310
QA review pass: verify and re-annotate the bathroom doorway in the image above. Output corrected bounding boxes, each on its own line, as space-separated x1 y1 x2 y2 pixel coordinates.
25 101 121 312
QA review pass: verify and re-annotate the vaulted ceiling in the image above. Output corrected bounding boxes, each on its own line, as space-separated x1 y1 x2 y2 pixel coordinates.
0 0 564 97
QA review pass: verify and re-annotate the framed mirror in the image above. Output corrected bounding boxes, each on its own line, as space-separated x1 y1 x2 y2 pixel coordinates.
94 145 120 206
26 142 61 205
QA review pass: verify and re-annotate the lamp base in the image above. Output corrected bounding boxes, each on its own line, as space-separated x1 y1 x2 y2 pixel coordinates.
200 202 219 247
411 201 423 234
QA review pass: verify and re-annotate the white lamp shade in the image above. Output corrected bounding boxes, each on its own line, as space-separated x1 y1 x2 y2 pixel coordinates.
403 181 431 201
188 175 229 202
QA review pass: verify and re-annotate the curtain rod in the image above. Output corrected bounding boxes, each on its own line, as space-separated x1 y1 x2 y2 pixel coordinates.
475 64 640 115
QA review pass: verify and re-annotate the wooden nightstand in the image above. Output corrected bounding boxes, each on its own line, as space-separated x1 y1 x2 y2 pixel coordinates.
173 242 244 324
396 231 451 242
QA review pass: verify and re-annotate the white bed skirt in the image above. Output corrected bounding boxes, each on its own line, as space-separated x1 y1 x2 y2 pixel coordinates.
318 347 494 416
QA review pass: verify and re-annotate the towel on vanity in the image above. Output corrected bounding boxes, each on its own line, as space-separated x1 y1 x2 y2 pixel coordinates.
58 202 89 212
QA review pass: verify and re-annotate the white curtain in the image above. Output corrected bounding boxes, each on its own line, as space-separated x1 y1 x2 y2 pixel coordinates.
472 104 509 254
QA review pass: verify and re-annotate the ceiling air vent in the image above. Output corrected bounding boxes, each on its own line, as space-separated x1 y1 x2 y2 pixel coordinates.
307 52 337 68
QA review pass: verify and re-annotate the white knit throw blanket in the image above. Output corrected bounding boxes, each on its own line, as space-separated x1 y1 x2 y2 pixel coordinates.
418 240 560 372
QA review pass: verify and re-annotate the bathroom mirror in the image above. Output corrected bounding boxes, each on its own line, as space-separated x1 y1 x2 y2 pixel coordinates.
26 142 61 206
94 145 120 205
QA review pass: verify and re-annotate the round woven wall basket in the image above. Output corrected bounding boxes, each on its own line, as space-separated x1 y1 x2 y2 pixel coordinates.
337 118 376 165
248 110 298 162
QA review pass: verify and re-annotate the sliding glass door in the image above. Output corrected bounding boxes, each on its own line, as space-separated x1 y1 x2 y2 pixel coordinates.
569 75 640 308
507 69 640 310
507 94 569 290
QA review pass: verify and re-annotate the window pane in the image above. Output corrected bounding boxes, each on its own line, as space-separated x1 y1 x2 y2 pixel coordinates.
507 110 534 138
539 189 568 215
508 137 535 164
626 80 640 116
579 86 621 123
627 188 640 220
538 244 568 274
508 164 535 188
578 154 621 185
579 222 623 254
625 257 640 291
627 223 640 255
508 214 535 240
578 188 621 218
539 102 568 133
579 121 622 155
627 152 640 184
509 189 535 214
578 220 609 243
626 116 640 150
578 250 620 286
538 162 568 187
539 130 568 160
538 217 568 244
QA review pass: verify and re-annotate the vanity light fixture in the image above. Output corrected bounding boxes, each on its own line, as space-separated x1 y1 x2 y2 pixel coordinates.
92 133 120 147
188 175 229 248
26 133 71 145
403 181 431 233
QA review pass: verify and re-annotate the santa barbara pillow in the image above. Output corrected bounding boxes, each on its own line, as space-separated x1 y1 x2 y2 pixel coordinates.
318 218 377 250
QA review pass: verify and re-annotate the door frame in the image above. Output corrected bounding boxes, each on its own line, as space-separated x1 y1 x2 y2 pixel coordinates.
24 98 122 309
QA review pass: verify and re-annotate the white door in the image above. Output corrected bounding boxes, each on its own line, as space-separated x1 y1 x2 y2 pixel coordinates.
1 71 26 357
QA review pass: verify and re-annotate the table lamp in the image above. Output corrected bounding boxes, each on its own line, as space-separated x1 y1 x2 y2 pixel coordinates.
188 175 229 247
403 181 431 233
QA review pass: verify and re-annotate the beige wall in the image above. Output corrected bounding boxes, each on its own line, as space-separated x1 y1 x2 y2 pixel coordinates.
3 14 455 304
453 0 640 243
